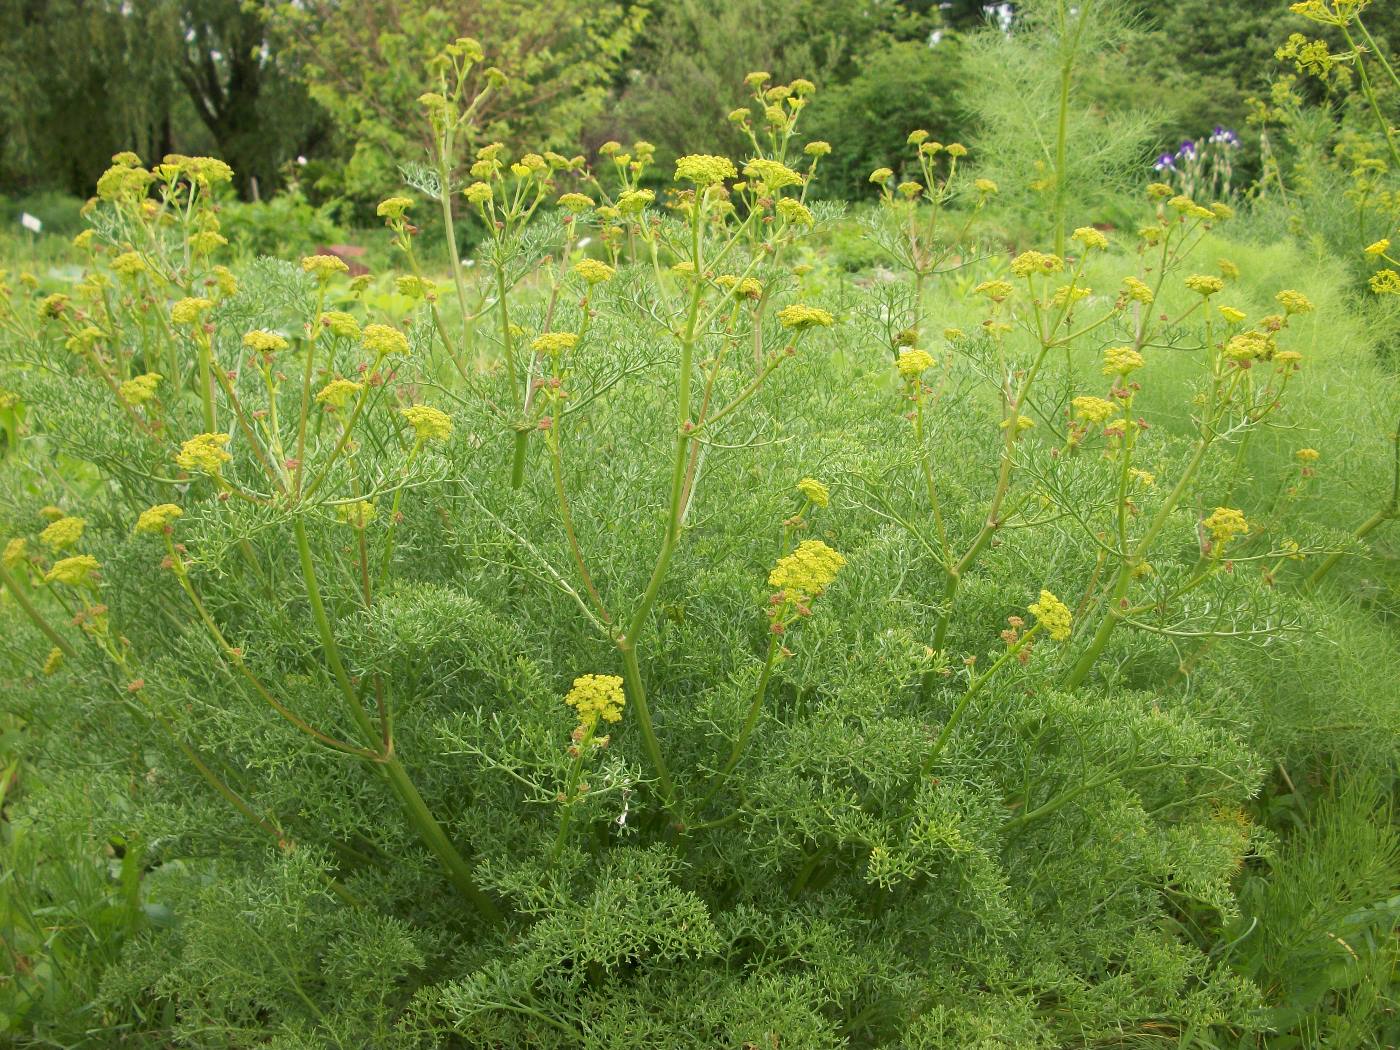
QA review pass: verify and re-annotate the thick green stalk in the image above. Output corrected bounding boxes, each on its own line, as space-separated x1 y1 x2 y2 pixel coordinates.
293 517 499 920
1062 435 1214 689
696 634 780 813
614 200 708 808
920 625 1040 779
0 561 77 659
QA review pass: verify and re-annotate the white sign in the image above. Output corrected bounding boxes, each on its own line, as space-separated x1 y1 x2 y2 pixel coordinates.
19 212 41 233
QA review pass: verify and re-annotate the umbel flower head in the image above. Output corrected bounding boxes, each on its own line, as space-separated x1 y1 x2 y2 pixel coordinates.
176 432 232 474
1072 396 1117 424
316 378 363 410
377 196 413 220
242 330 289 354
134 504 182 535
532 332 579 356
573 259 615 285
1102 346 1145 377
301 254 349 281
797 477 829 507
362 323 410 358
336 501 377 529
401 405 453 443
1028 590 1071 641
1185 274 1224 296
777 304 834 331
742 158 803 191
768 539 846 600
1276 289 1315 315
1120 276 1154 304
321 311 361 340
1071 226 1108 251
897 348 934 380
716 274 763 299
3 537 28 570
119 372 162 405
39 516 85 551
564 673 626 730
1010 251 1065 278
170 297 213 326
1204 506 1249 546
777 198 814 226
557 192 595 212
675 154 737 186
45 554 100 587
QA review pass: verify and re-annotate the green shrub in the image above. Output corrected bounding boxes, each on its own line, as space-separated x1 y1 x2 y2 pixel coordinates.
1 30 1397 1050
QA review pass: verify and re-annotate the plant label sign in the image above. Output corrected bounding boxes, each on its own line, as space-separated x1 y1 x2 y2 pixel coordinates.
20 212 42 233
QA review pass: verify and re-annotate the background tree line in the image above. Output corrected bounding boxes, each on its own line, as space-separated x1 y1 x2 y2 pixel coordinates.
1 0 1396 209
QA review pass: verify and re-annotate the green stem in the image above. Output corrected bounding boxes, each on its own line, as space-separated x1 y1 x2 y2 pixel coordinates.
919 625 1040 779
0 561 77 659
619 643 675 808
293 517 499 920
696 634 779 813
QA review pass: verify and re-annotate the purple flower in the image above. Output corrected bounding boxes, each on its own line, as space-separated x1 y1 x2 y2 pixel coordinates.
1153 153 1176 172
1177 140 1197 159
1209 126 1240 147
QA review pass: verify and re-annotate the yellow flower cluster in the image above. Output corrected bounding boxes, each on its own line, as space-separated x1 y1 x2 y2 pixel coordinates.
1276 289 1315 314
557 192 595 212
1296 447 1320 462
112 252 147 278
675 154 737 186
1219 306 1246 325
1072 396 1117 424
396 275 435 300
170 297 212 325
716 274 763 299
777 198 814 226
573 259 615 285
532 332 579 356
402 405 453 443
119 372 162 405
768 539 846 598
797 477 829 507
777 304 834 330
1102 346 1145 376
39 516 85 551
242 330 288 353
1224 331 1271 361
1072 226 1108 251
1204 506 1249 545
321 311 361 340
45 554 100 587
377 197 413 220
134 503 183 535
316 378 363 410
564 673 626 729
743 158 803 191
3 537 27 570
1028 589 1072 641
176 432 232 473
1185 274 1224 296
362 323 410 358
1051 284 1091 308
336 501 377 529
896 348 934 379
974 279 1013 302
301 254 349 280
1010 251 1065 278
618 189 654 214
